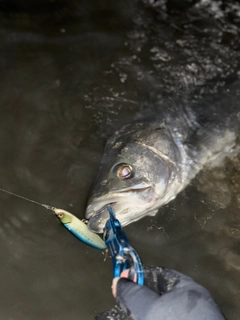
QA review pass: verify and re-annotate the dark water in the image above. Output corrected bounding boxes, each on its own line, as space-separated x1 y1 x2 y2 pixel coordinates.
0 1 240 319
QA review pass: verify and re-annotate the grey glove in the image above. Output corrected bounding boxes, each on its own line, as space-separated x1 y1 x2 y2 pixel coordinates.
95 266 225 320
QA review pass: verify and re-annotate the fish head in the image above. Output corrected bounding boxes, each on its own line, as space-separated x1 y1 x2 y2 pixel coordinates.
86 122 181 232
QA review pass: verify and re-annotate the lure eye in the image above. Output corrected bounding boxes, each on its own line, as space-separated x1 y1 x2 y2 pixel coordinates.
113 163 134 179
57 212 64 219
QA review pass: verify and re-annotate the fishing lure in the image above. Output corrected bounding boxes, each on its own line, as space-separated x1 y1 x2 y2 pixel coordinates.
0 188 106 250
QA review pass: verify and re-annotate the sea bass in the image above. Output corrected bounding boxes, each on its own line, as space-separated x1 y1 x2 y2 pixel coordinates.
86 86 240 233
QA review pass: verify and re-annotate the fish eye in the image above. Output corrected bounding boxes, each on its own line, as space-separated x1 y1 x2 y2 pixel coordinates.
113 163 134 179
57 212 64 219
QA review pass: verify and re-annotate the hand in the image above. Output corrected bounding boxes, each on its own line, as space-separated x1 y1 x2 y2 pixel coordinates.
96 266 225 320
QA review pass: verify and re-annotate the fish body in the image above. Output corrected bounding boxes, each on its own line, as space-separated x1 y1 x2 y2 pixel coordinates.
55 209 106 250
86 87 240 233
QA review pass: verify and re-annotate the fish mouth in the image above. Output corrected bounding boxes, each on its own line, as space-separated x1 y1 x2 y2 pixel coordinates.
86 184 152 233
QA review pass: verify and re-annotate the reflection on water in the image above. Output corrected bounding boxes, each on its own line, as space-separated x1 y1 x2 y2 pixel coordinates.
0 0 240 319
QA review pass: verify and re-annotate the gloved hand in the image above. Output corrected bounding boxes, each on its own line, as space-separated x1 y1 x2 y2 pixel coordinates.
95 266 225 320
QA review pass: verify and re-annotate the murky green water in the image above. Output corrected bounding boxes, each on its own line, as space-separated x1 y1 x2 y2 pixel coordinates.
0 1 240 319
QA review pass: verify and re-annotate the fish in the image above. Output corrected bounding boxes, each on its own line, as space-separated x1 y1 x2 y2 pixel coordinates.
85 83 240 233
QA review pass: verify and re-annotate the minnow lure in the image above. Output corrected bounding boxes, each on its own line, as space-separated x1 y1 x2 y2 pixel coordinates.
0 188 106 250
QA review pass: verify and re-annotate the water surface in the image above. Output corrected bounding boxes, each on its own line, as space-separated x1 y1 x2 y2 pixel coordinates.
0 1 240 319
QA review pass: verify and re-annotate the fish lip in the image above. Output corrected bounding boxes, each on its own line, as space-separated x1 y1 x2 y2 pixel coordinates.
87 211 110 233
89 202 116 218
111 185 151 194
85 200 116 219
86 185 151 219
86 185 153 233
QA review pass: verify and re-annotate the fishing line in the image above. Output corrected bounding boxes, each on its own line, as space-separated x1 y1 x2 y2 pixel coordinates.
0 187 56 212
